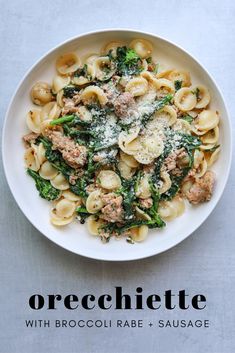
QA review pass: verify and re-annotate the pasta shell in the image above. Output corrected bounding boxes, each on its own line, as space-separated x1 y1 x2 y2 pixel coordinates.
51 173 70 190
134 133 164 164
62 190 82 203
194 85 210 109
24 147 40 171
118 160 135 180
136 175 151 199
101 41 124 57
158 170 172 194
50 209 74 226
173 119 192 134
31 82 53 106
130 225 149 242
206 147 221 167
40 102 61 121
52 75 70 94
158 201 178 221
56 90 64 107
153 105 177 127
94 57 116 81
55 198 76 218
170 196 185 217
168 70 191 87
39 161 58 180
26 110 41 133
201 126 219 145
81 86 108 106
56 53 80 75
87 215 105 236
195 110 219 131
83 53 99 66
120 151 139 168
37 143 46 165
125 77 148 97
129 39 153 59
97 170 121 190
86 190 104 214
153 78 175 95
174 87 197 111
118 127 141 155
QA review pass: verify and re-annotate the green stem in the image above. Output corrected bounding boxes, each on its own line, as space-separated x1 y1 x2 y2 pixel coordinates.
50 115 75 126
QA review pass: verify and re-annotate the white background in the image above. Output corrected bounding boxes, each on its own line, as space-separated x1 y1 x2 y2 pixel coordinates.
0 1 234 352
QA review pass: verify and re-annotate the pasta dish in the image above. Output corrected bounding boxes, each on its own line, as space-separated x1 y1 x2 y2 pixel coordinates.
23 39 220 243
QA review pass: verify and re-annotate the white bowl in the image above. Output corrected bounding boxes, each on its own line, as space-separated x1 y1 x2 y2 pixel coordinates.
2 29 232 261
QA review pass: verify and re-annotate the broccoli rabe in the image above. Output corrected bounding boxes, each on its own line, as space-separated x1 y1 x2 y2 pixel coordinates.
27 168 60 201
174 80 182 91
102 216 165 236
50 115 75 126
76 206 91 223
63 85 80 98
114 46 143 76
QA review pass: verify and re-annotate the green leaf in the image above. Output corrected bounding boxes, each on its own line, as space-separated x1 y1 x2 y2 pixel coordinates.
174 80 182 91
27 169 60 201
181 114 194 123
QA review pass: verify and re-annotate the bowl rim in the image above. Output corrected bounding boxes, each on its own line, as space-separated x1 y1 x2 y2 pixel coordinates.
2 28 233 261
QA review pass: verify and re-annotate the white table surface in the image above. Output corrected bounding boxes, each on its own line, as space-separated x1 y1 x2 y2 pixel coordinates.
0 1 234 352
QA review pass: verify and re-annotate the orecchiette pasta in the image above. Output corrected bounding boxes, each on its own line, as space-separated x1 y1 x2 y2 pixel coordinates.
174 87 197 111
130 225 149 242
120 151 139 168
62 190 82 203
31 82 53 106
206 147 221 167
94 57 116 81
76 106 92 121
24 146 40 171
168 70 191 87
37 143 46 165
130 39 153 58
55 198 76 218
154 78 175 95
84 53 99 65
201 126 219 145
194 85 210 109
158 200 178 221
118 128 141 156
39 161 58 180
81 86 108 106
40 102 61 122
158 170 172 194
97 171 121 190
24 38 220 244
101 41 124 57
51 173 70 190
87 215 105 236
136 175 151 199
26 110 41 133
134 133 164 164
52 75 70 94
125 77 148 97
195 110 219 131
118 160 135 180
56 53 80 75
50 208 74 226
153 105 177 127
86 190 104 214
